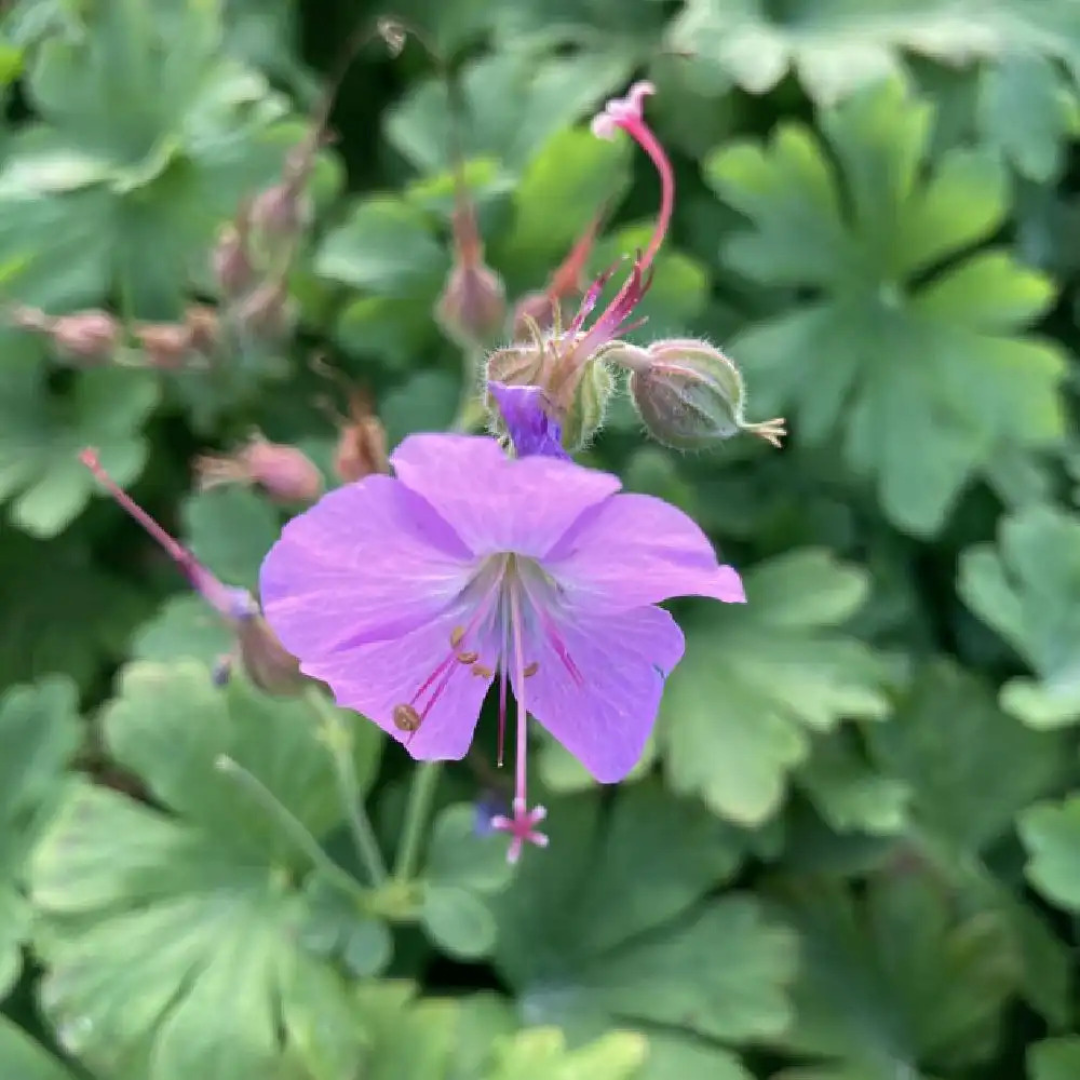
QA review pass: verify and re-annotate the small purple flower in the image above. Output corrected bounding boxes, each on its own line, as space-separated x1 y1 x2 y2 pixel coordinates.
259 429 745 861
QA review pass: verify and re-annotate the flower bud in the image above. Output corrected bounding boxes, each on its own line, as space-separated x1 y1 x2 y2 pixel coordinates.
135 322 193 369
627 339 786 450
236 281 295 342
562 357 614 450
511 291 562 339
484 339 550 391
436 261 508 349
196 434 323 504
250 181 305 241
213 222 253 298
23 309 119 364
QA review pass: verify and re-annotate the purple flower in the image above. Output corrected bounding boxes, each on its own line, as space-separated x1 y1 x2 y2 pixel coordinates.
259 432 745 860
487 381 569 460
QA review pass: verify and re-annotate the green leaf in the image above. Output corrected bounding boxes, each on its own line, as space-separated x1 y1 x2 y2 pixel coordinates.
0 0 297 313
498 125 631 278
315 195 448 296
29 661 381 1080
130 593 235 668
978 50 1076 182
386 50 631 174
0 1017 77 1080
482 1029 647 1080
0 528 145 690
659 549 890 826
492 784 794 1079
866 661 1069 856
773 869 1022 1077
0 677 81 997
706 78 1066 534
352 982 460 1080
0 341 159 536
796 736 910 837
1029 1037 1080 1080
420 803 513 960
1019 797 1080 912
183 485 279 593
959 506 1080 726
667 0 1080 106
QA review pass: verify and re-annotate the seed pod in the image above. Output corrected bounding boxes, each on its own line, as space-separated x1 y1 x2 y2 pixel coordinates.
627 338 786 450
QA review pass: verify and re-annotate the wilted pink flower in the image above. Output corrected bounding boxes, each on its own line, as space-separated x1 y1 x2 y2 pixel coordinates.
259 398 745 861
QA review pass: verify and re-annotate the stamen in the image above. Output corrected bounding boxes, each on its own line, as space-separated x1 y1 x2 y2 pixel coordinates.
472 663 494 678
450 626 466 648
523 661 539 677
515 572 585 687
456 650 479 664
393 703 422 732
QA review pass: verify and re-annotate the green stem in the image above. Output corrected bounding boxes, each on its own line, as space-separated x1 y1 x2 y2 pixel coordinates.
394 762 442 882
214 754 366 903
305 688 389 888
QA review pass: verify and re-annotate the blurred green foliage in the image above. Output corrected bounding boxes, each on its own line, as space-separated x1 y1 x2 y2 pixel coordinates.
0 1 1079 1079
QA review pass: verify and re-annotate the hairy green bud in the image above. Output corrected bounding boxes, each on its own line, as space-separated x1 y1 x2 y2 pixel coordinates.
625 339 785 450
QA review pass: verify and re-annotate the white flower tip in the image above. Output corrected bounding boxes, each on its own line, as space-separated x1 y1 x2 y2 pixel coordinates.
591 80 657 140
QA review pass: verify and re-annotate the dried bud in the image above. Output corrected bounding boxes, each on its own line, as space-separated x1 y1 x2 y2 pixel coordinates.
377 16 407 56
135 322 193 369
562 358 614 451
184 304 220 355
39 310 119 363
235 614 306 696
334 403 389 483
626 339 786 450
196 433 323 504
213 222 254 298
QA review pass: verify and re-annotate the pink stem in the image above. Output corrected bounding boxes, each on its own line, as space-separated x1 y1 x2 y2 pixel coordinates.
80 448 250 619
621 116 674 272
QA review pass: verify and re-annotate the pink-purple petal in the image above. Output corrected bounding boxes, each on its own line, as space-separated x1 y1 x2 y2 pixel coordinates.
390 433 621 558
545 492 745 612
300 605 501 761
260 476 475 659
514 604 685 784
